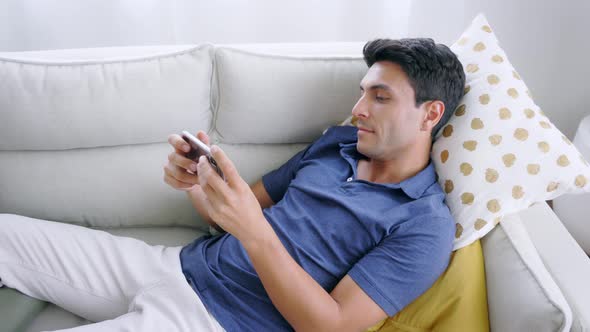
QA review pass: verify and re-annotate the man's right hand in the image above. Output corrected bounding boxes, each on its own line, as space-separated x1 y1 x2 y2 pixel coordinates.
164 130 210 191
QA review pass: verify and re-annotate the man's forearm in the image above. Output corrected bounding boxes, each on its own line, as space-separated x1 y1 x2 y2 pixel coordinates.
243 220 342 332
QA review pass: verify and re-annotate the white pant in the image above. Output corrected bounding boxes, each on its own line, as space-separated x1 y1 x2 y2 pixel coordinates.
0 214 226 332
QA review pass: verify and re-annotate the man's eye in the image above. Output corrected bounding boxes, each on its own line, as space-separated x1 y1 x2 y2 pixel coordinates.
376 96 389 102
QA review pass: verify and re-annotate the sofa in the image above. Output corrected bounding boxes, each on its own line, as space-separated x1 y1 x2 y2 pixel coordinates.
1 42 590 332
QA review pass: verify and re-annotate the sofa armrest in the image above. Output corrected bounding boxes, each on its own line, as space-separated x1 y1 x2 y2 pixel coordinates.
0 288 48 332
520 202 590 331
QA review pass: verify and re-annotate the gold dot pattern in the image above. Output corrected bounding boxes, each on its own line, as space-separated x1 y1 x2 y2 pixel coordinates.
479 94 490 105
575 175 587 188
524 108 535 119
445 180 454 193
471 118 484 129
460 162 473 175
487 74 500 85
461 192 475 205
474 218 487 230
512 185 524 199
441 150 449 163
489 134 502 146
466 64 479 73
485 168 499 183
442 125 453 137
507 88 519 98
539 121 551 129
498 107 511 120
557 155 570 167
455 104 466 116
513 71 521 80
487 199 501 213
547 182 559 192
427 14 590 250
463 140 477 151
537 141 550 153
527 164 540 175
502 153 516 167
514 128 529 141
455 223 463 239
473 42 486 52
491 55 504 63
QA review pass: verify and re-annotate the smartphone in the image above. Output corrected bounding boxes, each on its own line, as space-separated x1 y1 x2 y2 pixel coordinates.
181 130 225 181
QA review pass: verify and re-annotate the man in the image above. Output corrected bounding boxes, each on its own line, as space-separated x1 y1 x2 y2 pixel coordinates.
167 38 465 331
0 38 464 332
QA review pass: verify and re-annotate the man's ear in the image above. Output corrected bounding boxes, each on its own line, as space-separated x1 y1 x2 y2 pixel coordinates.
421 100 445 131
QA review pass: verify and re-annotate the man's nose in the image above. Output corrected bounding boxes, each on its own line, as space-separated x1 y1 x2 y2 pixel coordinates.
351 95 369 118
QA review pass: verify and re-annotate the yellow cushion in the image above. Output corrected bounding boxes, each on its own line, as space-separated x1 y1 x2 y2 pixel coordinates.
365 239 489 332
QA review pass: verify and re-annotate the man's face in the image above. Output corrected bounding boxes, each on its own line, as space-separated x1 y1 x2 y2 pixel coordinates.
352 61 427 161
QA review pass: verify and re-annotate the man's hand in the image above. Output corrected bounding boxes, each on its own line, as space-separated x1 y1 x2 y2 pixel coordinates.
164 130 224 232
164 130 211 192
197 145 273 244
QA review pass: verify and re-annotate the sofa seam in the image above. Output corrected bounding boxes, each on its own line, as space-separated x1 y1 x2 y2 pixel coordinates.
0 43 214 66
215 46 363 61
212 46 224 143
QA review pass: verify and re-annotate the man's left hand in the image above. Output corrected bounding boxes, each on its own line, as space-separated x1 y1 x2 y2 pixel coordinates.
196 145 272 245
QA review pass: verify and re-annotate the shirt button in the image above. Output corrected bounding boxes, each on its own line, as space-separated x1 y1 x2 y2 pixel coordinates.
346 177 353 182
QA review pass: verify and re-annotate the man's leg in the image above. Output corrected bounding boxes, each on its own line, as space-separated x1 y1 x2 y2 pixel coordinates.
0 214 185 323
44 274 226 332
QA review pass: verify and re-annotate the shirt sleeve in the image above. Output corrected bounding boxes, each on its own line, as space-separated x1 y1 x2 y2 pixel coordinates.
347 216 454 316
261 143 313 204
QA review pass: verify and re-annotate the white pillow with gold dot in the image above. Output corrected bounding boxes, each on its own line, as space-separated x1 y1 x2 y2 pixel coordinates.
337 13 590 251
437 13 590 250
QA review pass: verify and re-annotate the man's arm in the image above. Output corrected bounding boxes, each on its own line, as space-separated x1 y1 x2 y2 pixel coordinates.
251 179 276 209
244 234 387 332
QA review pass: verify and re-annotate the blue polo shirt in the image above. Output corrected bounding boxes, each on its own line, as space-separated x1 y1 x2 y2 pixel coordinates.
180 125 455 332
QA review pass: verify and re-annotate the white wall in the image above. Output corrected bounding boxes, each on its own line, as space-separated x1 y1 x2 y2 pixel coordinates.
0 0 411 51
407 0 590 139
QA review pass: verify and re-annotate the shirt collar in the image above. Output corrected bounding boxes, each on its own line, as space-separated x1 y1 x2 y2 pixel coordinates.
338 141 437 199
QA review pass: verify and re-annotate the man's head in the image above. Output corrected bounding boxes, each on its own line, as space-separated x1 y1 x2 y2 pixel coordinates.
352 38 465 161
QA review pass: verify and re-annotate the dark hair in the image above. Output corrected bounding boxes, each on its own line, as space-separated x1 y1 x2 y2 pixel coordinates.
362 38 465 139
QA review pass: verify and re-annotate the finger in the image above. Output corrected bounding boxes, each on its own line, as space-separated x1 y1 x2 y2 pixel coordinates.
164 163 201 186
168 151 199 173
209 145 241 188
163 172 196 191
168 133 191 154
197 155 230 197
196 130 210 146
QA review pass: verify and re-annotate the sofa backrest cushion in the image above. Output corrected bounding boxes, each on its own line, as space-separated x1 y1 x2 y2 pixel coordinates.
212 47 366 144
0 44 214 228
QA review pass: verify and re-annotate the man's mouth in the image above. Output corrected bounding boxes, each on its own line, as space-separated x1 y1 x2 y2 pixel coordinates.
357 126 374 133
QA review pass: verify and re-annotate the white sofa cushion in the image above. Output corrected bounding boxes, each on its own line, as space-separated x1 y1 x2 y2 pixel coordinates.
0 44 214 149
0 45 214 229
212 47 366 144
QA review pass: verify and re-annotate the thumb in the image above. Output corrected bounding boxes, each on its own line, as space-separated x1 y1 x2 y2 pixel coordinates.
209 145 240 188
